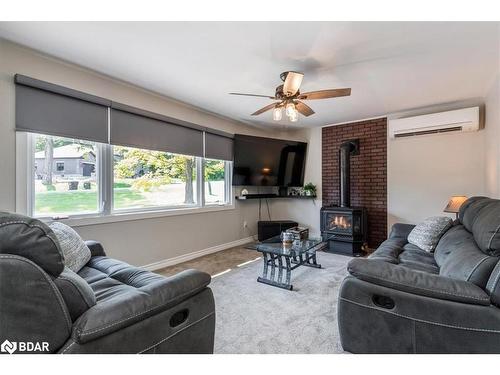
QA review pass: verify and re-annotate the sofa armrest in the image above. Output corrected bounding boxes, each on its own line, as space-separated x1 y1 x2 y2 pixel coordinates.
389 223 415 240
347 258 490 306
72 269 211 344
84 240 106 257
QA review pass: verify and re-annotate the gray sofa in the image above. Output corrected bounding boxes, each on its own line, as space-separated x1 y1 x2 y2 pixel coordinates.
338 196 500 353
0 213 215 354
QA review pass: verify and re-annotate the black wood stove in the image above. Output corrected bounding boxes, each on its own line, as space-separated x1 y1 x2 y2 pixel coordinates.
321 139 368 256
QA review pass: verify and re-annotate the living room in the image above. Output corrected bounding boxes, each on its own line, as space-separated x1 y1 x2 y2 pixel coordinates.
1 2 500 370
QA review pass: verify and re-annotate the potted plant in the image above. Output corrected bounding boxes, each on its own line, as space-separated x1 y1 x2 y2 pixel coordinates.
303 182 317 197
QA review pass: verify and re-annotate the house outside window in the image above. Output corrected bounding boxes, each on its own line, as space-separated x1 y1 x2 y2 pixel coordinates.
27 133 232 219
32 134 99 217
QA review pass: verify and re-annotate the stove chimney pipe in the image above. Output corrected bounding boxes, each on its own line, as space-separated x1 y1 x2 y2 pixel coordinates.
339 139 359 208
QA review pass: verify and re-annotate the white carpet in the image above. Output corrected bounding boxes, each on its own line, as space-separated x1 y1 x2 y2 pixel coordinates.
210 250 351 354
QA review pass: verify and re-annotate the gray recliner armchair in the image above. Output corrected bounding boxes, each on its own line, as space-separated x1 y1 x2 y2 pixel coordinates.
0 213 215 354
338 196 500 353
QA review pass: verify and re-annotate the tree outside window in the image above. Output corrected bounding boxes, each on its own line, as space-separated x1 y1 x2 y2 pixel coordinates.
113 146 197 210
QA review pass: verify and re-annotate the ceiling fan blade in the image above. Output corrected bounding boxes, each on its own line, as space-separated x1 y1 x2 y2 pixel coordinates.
282 71 304 97
295 101 315 117
298 88 351 100
229 92 275 99
251 103 278 116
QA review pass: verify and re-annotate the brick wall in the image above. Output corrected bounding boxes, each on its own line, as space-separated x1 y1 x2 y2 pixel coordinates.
322 118 387 247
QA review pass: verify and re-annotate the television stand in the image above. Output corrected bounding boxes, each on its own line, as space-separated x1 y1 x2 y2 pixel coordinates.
257 220 298 241
235 195 316 200
237 193 278 199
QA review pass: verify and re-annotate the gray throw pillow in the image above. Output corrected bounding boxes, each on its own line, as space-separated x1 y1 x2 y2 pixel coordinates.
49 222 91 273
408 216 453 252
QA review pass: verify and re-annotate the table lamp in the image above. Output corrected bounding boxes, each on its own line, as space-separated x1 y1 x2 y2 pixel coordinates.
444 196 468 219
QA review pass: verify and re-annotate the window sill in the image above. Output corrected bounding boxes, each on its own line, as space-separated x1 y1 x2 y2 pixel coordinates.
46 204 235 227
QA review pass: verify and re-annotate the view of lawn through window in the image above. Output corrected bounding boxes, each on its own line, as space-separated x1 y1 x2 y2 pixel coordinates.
113 146 198 210
32 134 229 217
34 134 99 216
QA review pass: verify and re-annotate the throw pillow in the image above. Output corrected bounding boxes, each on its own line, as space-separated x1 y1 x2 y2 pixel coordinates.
408 216 453 252
49 221 91 273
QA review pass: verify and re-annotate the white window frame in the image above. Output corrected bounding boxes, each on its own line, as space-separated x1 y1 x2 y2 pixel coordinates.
203 159 233 206
17 132 234 227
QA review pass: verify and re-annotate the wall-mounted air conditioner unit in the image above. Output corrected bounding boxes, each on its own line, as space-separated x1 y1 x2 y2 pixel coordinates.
389 106 480 139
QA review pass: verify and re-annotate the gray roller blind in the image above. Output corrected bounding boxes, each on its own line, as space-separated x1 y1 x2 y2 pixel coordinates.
205 132 233 161
15 75 110 143
110 107 204 157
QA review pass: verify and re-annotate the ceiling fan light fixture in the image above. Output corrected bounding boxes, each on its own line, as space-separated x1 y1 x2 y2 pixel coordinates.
272 106 282 121
230 71 351 123
283 71 304 96
285 102 296 117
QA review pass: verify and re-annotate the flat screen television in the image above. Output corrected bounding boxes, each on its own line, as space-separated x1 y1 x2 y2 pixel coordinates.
232 134 307 187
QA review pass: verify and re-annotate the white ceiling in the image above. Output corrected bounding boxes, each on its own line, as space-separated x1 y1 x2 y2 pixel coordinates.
0 22 498 128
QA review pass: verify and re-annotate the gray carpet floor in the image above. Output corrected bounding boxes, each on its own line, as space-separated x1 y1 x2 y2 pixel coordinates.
210 250 351 354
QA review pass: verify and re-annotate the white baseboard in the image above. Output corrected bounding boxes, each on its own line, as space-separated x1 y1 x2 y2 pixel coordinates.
141 235 256 272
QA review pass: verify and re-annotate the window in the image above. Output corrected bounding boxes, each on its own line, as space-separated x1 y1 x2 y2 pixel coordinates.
113 146 197 211
32 133 99 217
204 159 228 205
28 133 232 220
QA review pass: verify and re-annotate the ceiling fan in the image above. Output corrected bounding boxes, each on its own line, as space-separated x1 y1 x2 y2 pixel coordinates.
229 71 351 122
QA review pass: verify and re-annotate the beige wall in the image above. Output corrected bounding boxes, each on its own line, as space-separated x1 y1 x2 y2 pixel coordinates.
484 74 500 198
0 39 291 266
387 129 486 227
269 127 322 235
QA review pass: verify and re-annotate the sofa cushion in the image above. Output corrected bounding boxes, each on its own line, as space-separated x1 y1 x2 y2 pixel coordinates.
407 216 452 252
75 256 211 344
347 258 490 306
54 267 96 321
388 223 416 240
368 238 407 264
459 196 491 232
49 221 91 273
78 257 167 302
471 200 500 256
368 235 439 274
0 212 64 277
398 244 440 274
434 225 498 288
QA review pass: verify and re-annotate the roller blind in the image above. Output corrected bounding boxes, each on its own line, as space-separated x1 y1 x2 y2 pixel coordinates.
15 74 234 158
15 74 110 143
204 132 233 161
110 104 204 157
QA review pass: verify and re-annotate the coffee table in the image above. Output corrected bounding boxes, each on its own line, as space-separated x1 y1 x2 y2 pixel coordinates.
246 234 333 290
